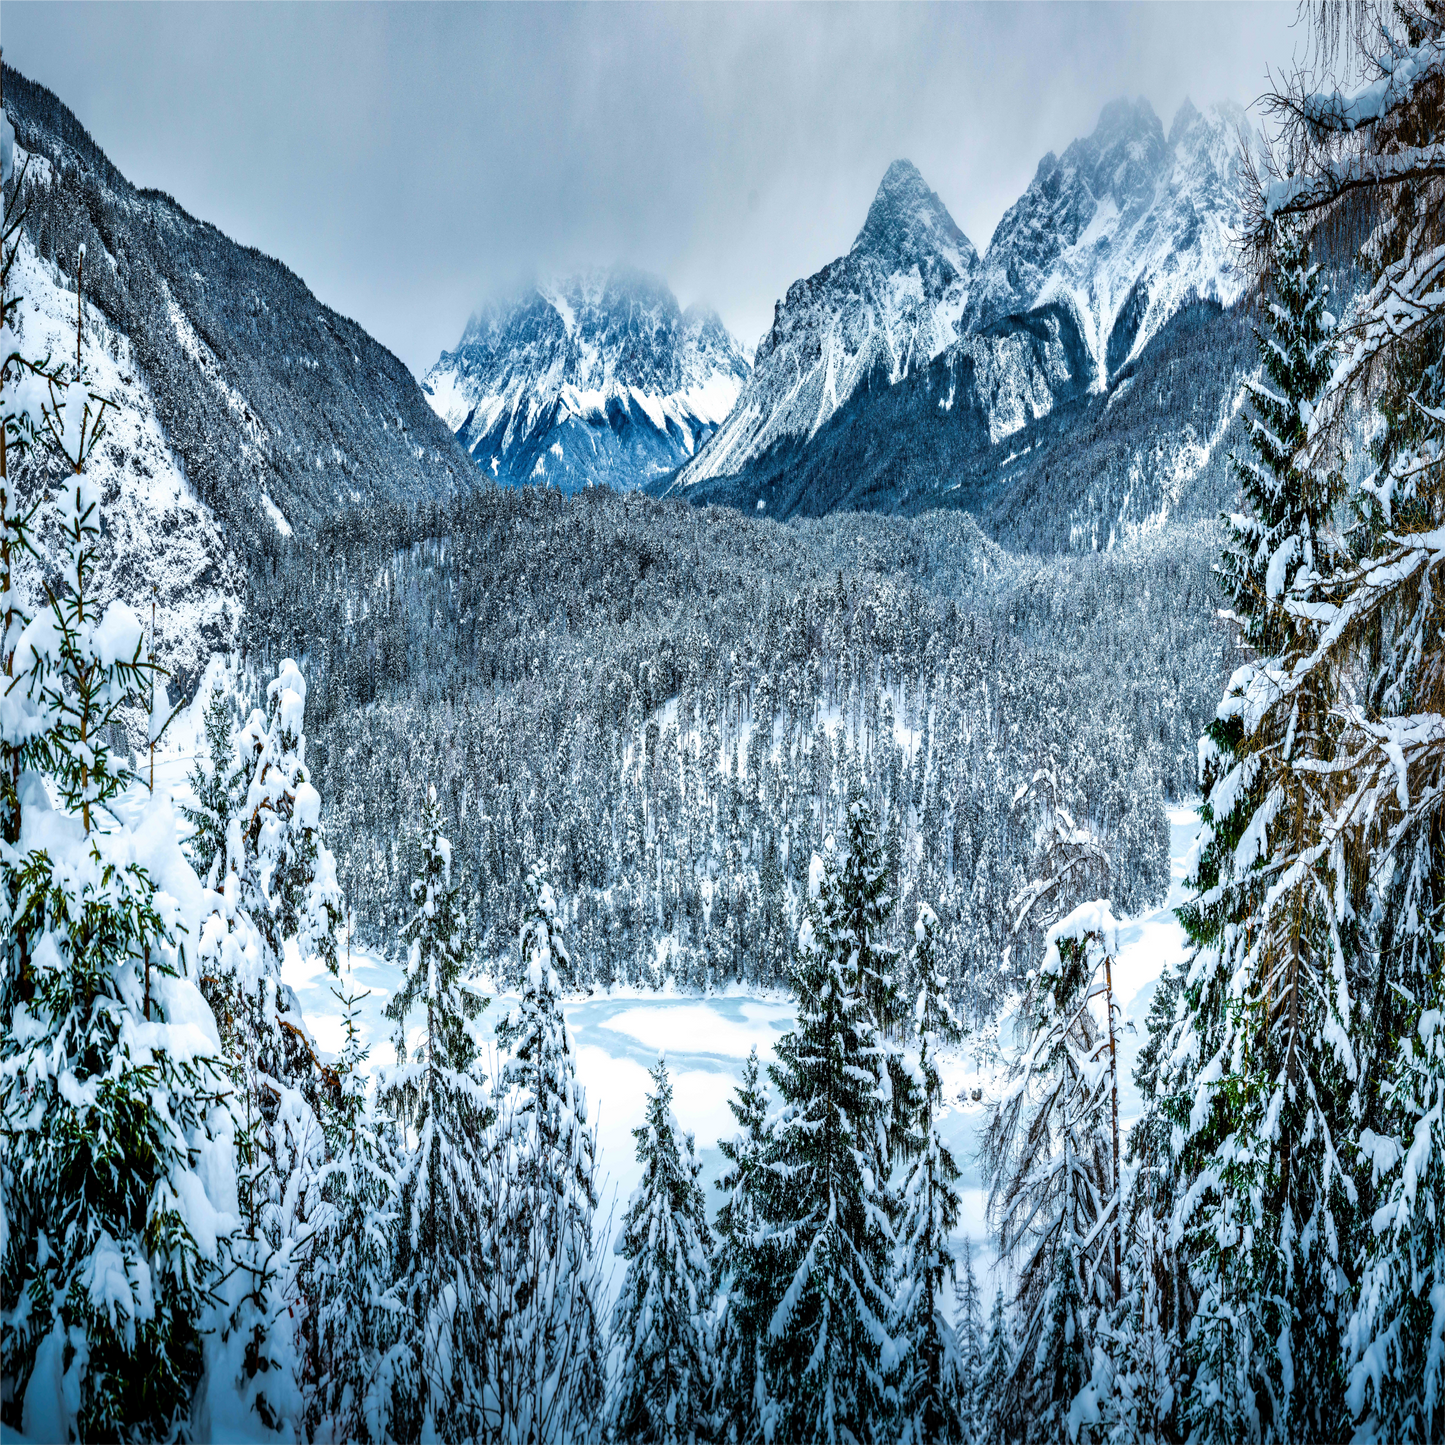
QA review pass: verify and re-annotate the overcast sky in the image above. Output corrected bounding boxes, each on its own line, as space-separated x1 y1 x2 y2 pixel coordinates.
5 2 1303 375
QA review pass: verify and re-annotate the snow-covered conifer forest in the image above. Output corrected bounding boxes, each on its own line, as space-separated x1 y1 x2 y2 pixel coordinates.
6 1 1445 1439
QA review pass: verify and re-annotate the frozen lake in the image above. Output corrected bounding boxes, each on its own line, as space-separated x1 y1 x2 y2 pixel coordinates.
282 805 1201 1308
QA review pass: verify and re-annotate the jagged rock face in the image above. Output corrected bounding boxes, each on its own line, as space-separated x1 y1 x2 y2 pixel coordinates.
677 160 977 487
421 267 751 492
967 96 1257 386
667 96 1260 526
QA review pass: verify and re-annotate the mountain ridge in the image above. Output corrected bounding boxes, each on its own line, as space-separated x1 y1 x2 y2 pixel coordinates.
659 94 1261 540
3 63 472 557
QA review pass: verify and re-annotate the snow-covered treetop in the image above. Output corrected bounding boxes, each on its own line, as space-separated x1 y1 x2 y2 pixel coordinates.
520 858 572 997
1042 898 1121 967
266 657 307 747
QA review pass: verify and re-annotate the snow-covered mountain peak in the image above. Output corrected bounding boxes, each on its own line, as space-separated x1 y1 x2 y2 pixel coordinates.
1168 96 1202 148
967 94 1258 385
422 265 751 491
671 97 1262 507
852 159 977 280
672 158 978 489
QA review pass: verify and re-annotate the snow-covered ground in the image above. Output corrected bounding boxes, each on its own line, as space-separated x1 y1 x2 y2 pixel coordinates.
141 681 1197 1309
287 806 1202 1308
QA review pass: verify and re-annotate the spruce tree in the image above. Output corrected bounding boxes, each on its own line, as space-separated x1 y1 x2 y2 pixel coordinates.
1249 25 1445 1440
1218 219 1339 656
381 784 492 1444
976 1289 1014 1445
1170 219 1354 1445
194 657 344 1437
305 985 403 1445
1346 1008 1445 1441
714 1047 778 1445
182 672 244 888
486 859 604 1443
610 1057 717 1445
952 1242 985 1445
762 828 897 1443
1033 1246 1095 1445
1111 969 1186 1445
237 658 344 976
895 902 965 1445
982 903 1124 1442
1 446 231 1438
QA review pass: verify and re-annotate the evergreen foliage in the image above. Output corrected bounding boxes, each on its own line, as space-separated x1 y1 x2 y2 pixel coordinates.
983 899 1125 1444
713 1048 777 1445
1168 217 1354 1445
762 817 898 1444
181 672 245 888
0 194 232 1441
381 784 492 1443
894 903 965 1445
305 985 403 1445
485 859 605 1444
952 1242 984 1445
977 1289 1014 1445
610 1057 717 1445
246 481 1209 1008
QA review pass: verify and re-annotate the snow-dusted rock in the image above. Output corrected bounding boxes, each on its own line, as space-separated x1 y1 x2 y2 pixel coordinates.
669 98 1261 510
968 97 1260 388
675 159 977 488
421 266 751 492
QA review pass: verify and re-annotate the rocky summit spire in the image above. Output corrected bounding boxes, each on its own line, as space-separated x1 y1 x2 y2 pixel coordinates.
853 159 976 274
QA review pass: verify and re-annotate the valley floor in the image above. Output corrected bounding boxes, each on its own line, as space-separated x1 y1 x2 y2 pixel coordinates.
279 802 1201 1310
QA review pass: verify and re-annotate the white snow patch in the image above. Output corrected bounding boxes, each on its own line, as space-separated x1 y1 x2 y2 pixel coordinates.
259 492 293 537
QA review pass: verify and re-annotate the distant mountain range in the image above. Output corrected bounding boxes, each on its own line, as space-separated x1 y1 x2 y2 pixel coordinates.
4 56 1267 669
417 94 1262 547
422 268 750 492
660 96 1260 544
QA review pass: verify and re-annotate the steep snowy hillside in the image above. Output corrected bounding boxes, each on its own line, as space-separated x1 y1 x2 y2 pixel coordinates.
673 159 977 489
10 225 241 689
968 97 1258 387
422 267 750 491
4 64 472 573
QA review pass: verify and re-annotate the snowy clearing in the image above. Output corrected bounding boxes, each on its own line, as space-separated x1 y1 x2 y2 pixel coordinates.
276 803 1201 1308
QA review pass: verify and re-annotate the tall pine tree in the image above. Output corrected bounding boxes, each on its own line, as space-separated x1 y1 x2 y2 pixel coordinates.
305 984 403 1445
381 783 492 1444
762 821 898 1444
894 902 965 1445
952 1241 985 1445
982 902 1125 1443
714 1047 778 1445
486 859 604 1443
610 1057 716 1445
1170 219 1355 1445
1 388 232 1438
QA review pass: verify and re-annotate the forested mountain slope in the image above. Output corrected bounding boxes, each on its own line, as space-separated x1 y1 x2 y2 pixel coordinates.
246 484 1231 1007
2 64 472 596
